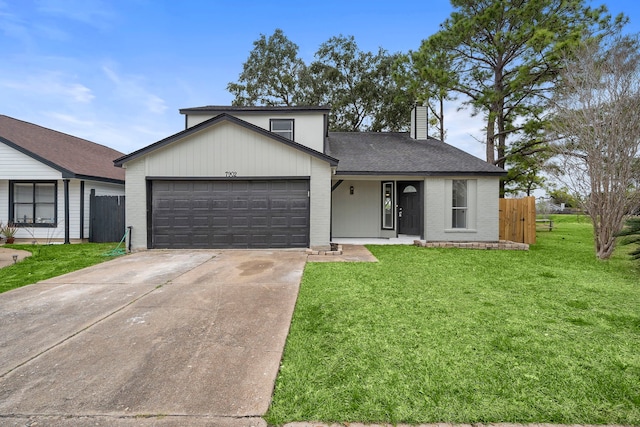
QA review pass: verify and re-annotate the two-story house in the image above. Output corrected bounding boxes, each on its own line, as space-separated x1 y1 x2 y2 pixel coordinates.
114 105 505 250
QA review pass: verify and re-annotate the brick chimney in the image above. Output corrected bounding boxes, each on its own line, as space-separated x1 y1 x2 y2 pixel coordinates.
410 105 428 140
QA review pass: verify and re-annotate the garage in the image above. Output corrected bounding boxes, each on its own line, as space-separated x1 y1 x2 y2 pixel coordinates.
150 179 310 249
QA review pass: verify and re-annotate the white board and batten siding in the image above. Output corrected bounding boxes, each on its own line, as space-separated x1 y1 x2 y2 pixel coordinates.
144 122 312 177
185 112 326 153
124 120 333 250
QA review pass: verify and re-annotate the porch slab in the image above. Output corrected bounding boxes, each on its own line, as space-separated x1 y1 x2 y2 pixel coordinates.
330 235 419 245
307 244 378 263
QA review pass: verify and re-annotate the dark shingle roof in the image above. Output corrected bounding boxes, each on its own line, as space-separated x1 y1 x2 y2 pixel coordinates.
327 132 505 176
0 115 125 183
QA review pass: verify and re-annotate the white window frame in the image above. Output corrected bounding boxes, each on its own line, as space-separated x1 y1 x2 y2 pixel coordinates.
452 179 468 229
445 179 477 231
381 181 394 229
270 119 294 140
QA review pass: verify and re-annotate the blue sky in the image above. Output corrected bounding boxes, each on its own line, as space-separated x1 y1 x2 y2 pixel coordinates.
1 0 639 159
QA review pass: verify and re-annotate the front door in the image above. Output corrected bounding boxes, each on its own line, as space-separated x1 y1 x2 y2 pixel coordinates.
398 181 421 235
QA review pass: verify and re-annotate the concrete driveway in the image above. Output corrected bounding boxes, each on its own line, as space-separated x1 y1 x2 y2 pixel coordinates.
0 249 307 426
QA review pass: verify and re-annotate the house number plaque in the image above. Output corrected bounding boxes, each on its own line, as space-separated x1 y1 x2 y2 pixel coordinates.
225 171 238 177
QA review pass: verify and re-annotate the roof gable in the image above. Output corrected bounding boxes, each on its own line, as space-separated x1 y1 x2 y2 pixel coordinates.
115 113 338 167
327 132 506 176
0 115 125 183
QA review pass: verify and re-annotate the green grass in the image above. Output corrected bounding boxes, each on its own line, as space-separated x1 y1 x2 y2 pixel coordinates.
0 243 124 294
267 215 640 425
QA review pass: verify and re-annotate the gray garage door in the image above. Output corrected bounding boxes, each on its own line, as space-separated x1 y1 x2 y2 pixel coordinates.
151 179 310 249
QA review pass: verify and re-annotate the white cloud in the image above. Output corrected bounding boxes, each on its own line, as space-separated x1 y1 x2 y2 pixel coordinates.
45 112 95 127
102 65 168 115
2 72 94 103
41 110 175 154
35 0 116 30
0 2 32 46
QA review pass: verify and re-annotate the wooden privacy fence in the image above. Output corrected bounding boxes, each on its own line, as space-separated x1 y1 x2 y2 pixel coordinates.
499 196 536 245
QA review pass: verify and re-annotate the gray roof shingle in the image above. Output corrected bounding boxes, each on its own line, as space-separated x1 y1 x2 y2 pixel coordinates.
327 132 505 176
0 115 125 183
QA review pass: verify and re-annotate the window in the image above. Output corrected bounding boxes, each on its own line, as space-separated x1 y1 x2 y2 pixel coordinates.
270 119 294 140
403 185 417 194
10 181 57 226
452 180 467 229
382 181 394 229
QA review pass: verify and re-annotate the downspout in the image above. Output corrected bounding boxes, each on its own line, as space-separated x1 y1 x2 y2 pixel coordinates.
64 179 70 244
79 180 85 240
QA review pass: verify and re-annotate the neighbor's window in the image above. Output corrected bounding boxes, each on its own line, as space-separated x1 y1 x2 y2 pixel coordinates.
10 181 57 226
270 119 294 140
452 180 467 229
382 181 394 229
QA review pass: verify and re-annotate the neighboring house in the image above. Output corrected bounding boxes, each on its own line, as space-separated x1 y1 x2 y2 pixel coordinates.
115 105 506 250
0 115 125 243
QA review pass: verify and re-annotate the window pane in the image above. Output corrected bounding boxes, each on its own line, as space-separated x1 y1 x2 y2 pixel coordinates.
14 183 33 203
271 119 294 140
382 182 394 229
271 120 292 131
15 204 33 223
35 183 55 202
452 208 467 228
35 204 55 223
276 131 293 139
403 185 417 193
452 180 467 207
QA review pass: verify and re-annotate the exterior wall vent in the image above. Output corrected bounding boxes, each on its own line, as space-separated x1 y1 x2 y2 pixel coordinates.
410 105 428 140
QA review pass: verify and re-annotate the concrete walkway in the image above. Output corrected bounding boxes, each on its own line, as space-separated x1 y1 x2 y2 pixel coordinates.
0 249 307 426
0 247 32 268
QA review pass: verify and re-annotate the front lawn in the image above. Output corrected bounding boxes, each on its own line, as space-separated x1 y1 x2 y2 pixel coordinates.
0 243 124 294
267 215 640 425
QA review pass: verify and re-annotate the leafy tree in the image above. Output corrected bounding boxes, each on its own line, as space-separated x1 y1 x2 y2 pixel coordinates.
227 29 308 106
547 186 578 208
309 35 408 131
228 31 409 131
395 49 457 141
550 32 640 260
414 0 623 195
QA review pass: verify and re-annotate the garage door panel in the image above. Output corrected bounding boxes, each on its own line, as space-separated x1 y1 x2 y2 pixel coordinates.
271 199 289 209
211 181 230 192
211 199 230 209
172 182 192 192
251 216 268 227
211 217 230 228
232 216 249 227
251 199 269 209
152 180 309 249
232 199 249 209
231 181 249 192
